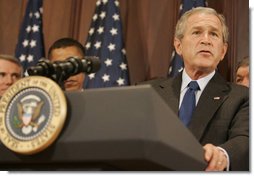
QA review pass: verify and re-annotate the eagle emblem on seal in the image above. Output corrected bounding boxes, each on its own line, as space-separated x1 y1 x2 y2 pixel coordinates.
14 94 46 135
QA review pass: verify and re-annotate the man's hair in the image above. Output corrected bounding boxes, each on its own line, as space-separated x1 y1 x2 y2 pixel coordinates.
0 54 23 74
48 38 85 59
236 56 249 70
174 7 229 43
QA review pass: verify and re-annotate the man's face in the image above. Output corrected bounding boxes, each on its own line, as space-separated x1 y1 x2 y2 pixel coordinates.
49 46 85 91
236 66 249 87
174 13 228 76
0 60 22 96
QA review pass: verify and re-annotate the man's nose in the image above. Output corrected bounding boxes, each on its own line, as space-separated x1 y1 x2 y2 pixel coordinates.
242 78 249 87
4 75 14 85
200 33 212 45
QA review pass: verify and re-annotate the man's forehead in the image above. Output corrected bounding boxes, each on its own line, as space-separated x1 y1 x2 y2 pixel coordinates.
0 59 20 66
188 13 221 26
51 47 83 61
0 62 22 74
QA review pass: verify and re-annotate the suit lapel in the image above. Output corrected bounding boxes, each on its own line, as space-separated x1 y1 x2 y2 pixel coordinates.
188 73 230 141
158 74 182 115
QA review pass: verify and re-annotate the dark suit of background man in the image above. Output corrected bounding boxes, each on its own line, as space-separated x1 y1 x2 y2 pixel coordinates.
144 7 249 171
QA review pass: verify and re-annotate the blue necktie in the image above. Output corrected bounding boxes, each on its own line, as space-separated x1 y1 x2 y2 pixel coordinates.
179 81 200 126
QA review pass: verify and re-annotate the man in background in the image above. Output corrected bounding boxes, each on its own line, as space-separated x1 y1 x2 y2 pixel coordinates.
48 38 86 91
235 56 249 87
0 54 23 98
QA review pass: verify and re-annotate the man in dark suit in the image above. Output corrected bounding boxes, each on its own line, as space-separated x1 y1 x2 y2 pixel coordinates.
146 7 249 171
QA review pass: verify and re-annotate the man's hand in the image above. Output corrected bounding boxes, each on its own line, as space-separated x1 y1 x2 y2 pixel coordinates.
203 143 228 171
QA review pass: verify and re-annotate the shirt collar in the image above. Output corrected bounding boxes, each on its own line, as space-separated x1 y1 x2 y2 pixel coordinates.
181 69 215 92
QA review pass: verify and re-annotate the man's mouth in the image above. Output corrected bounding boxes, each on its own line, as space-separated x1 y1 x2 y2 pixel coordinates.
198 50 212 55
64 80 76 84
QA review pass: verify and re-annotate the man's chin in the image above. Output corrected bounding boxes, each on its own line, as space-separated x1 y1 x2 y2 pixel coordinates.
0 89 7 96
64 85 80 91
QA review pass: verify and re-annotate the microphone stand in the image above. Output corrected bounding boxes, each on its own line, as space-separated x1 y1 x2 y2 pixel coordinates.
52 67 67 91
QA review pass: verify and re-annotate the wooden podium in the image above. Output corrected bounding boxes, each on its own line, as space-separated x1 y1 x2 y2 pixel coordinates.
0 85 207 170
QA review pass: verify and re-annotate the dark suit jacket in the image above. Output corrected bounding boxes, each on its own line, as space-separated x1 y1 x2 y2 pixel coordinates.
144 72 249 171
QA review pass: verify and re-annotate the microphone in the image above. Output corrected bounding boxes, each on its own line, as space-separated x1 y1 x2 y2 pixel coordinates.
27 56 100 78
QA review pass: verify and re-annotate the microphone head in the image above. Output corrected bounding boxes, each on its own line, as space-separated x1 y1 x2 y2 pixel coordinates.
27 59 53 76
82 56 101 74
27 66 43 76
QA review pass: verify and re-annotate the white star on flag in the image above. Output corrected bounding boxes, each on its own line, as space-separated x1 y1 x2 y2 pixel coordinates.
93 14 98 21
97 26 104 34
114 0 119 6
85 42 91 50
117 78 124 86
119 62 127 70
22 40 29 47
19 54 26 62
105 58 113 66
32 25 39 32
178 67 184 72
108 43 115 51
94 41 102 49
89 28 95 35
88 73 95 80
30 40 37 48
34 11 40 18
112 13 119 21
122 48 126 55
26 26 31 33
100 11 106 19
27 55 34 62
102 0 108 4
110 28 118 36
96 0 101 6
102 74 110 82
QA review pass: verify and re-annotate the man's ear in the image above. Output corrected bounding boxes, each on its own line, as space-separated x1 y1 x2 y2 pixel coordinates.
220 42 228 61
174 37 182 56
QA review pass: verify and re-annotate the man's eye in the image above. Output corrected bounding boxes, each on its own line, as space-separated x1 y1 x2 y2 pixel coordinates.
236 78 243 83
12 74 21 79
0 73 5 78
193 31 200 35
211 32 218 37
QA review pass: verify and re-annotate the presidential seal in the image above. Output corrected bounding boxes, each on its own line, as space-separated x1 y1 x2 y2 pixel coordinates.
0 76 67 155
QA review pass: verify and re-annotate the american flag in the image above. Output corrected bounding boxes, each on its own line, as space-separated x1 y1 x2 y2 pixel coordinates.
168 0 207 77
15 0 45 72
84 0 130 88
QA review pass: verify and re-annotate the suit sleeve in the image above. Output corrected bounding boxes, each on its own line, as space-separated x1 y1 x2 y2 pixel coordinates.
219 86 249 171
